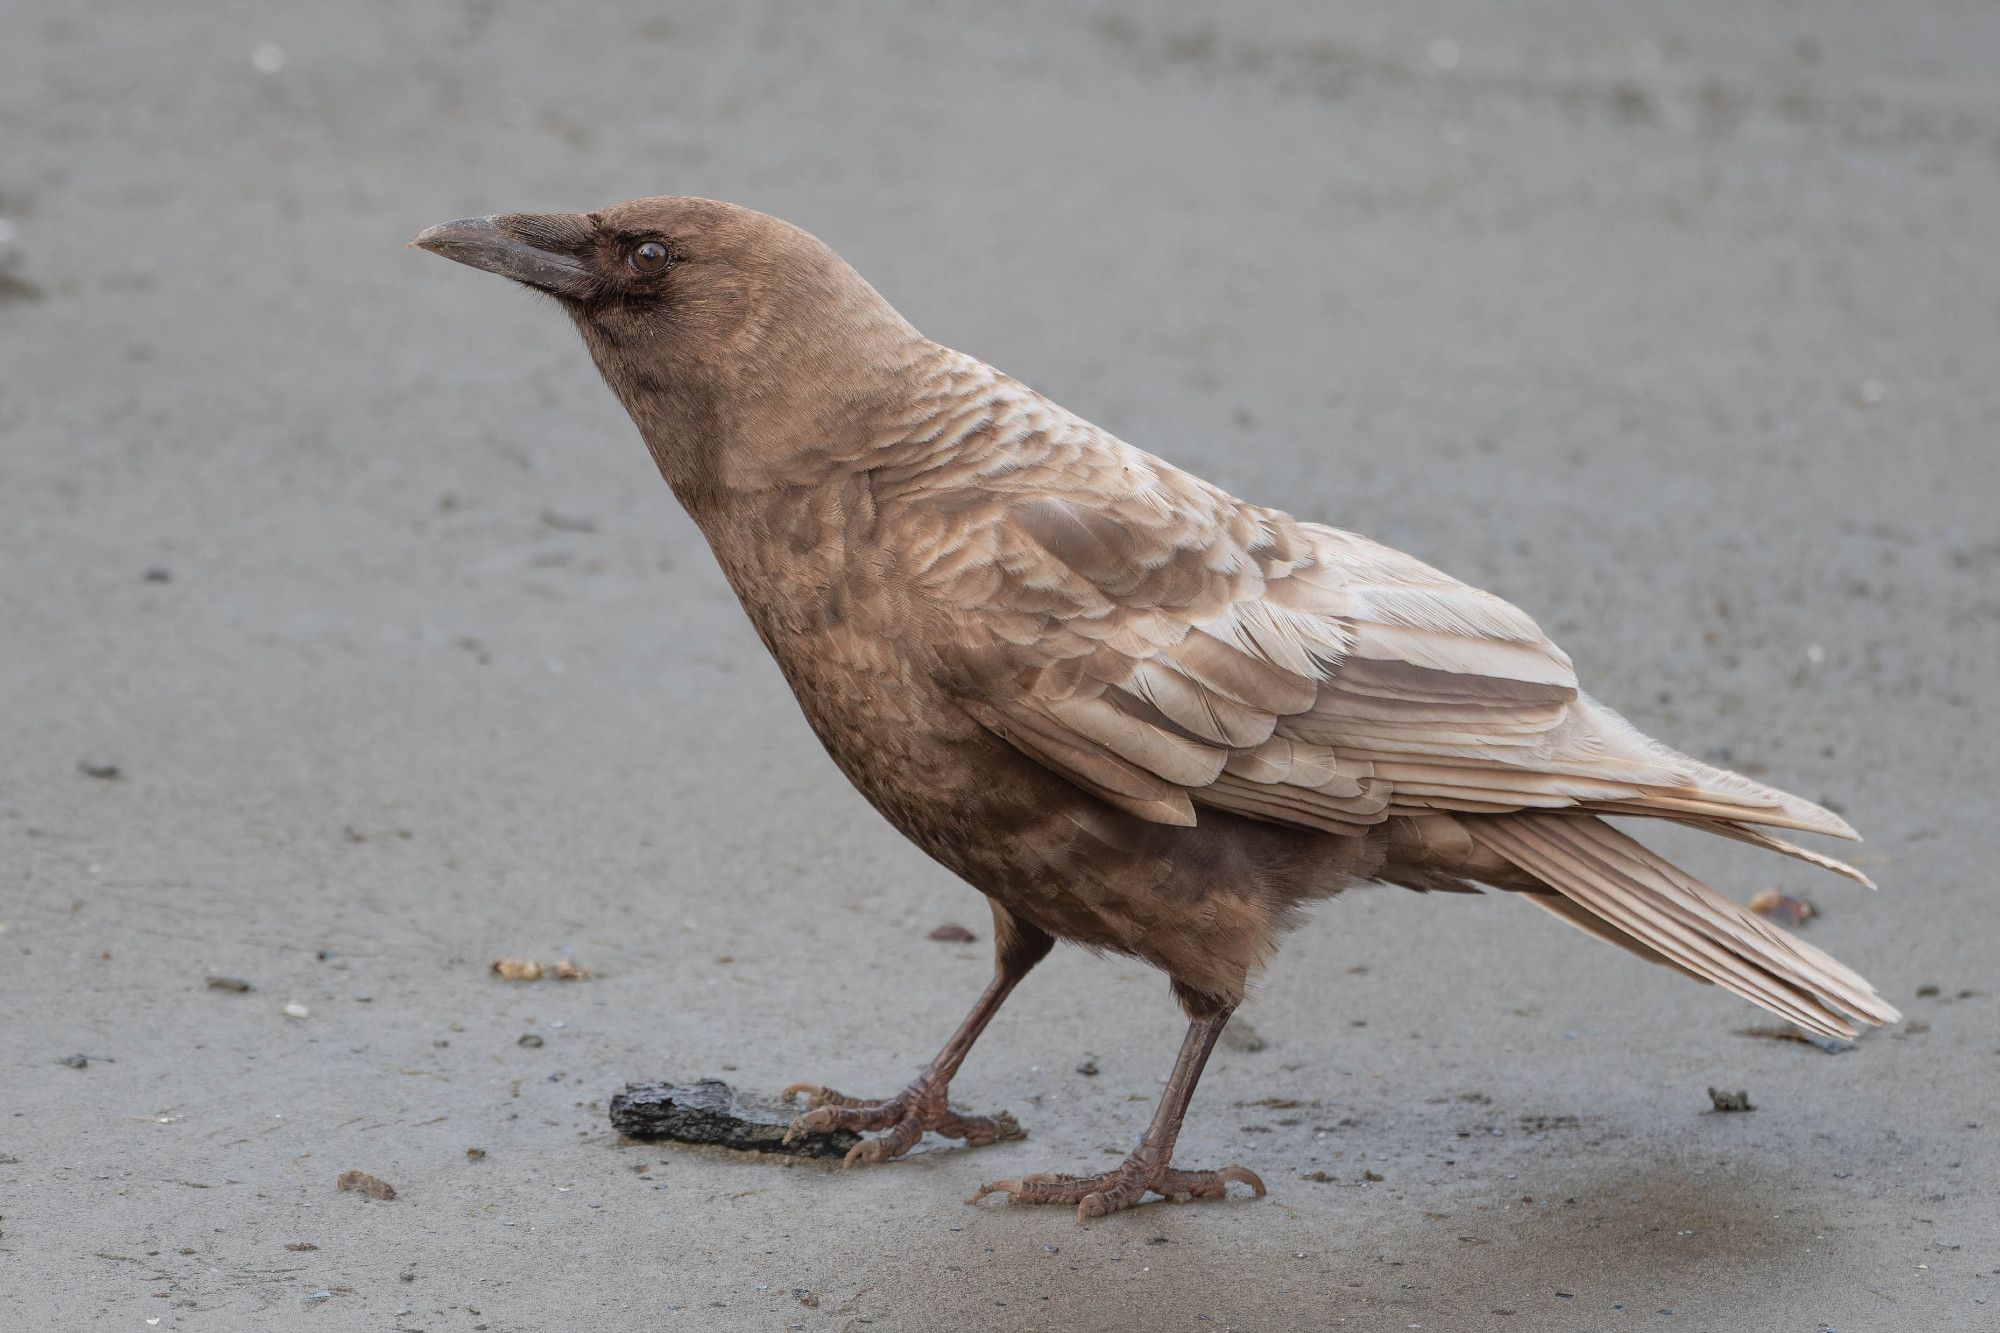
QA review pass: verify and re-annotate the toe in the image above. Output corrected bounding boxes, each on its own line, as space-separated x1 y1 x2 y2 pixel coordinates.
942 1108 1026 1146
782 1106 837 1143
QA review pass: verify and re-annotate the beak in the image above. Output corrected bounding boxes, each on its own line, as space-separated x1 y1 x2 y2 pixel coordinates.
408 214 597 299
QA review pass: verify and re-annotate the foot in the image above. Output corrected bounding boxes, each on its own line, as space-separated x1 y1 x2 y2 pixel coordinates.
781 1077 1024 1167
969 1156 1265 1221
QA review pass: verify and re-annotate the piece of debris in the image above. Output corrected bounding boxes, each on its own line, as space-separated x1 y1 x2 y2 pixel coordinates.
142 567 172 583
1915 983 1940 998
283 1002 310 1019
1220 1018 1266 1053
1362 1168 1384 1182
57 1054 89 1069
336 1170 397 1200
1732 1025 1854 1054
1517 1113 1581 1132
517 1033 544 1048
609 1079 876 1158
489 957 592 981
1707 1087 1756 1113
1301 1170 1334 1183
1747 889 1815 927
465 1147 487 1161
1075 1059 1099 1076
792 1289 820 1309
205 975 253 993
926 923 976 943
78 761 122 781
286 1242 318 1252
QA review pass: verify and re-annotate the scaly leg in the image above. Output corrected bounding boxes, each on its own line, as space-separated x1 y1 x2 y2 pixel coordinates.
784 902 1051 1167
970 1005 1265 1221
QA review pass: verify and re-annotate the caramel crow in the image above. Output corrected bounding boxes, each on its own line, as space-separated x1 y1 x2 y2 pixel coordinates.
413 198 1897 1220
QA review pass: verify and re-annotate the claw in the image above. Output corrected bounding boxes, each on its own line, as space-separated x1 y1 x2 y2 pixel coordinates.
781 1105 831 1145
779 1082 822 1105
1217 1164 1266 1197
967 1178 1023 1204
843 1138 887 1170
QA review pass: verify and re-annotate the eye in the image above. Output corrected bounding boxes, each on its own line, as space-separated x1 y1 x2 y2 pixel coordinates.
627 240 673 276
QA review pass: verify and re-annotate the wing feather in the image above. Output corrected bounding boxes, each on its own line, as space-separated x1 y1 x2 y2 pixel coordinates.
901 375 1855 852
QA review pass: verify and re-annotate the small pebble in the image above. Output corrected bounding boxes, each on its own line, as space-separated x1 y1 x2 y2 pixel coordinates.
1707 1087 1755 1113
336 1169 396 1200
1747 889 1814 928
927 922 976 943
283 1002 309 1019
518 1033 544 1048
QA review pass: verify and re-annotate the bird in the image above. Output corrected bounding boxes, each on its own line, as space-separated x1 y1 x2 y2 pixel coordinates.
412 197 1898 1221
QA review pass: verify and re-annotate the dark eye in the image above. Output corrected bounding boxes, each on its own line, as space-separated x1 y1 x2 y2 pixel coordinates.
627 240 672 276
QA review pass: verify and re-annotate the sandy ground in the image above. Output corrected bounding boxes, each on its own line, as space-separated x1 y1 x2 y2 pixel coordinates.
5 2 1999 1329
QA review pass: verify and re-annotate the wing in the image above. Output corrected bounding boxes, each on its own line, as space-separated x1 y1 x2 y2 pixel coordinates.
897 394 1854 847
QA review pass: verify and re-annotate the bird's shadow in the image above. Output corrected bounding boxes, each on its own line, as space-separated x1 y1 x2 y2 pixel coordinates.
934 1151 1863 1329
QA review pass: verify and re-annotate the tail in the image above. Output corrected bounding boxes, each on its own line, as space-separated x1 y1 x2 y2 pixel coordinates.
1465 814 1899 1039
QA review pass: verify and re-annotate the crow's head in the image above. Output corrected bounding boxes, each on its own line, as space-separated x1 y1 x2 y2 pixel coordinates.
412 196 917 495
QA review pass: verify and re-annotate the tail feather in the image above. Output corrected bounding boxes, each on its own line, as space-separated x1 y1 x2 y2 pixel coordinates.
1688 819 1876 889
1467 814 1899 1039
1515 891 1707 981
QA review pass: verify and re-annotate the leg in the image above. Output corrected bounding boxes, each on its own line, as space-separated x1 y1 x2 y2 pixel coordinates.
970 999 1265 1222
783 902 1052 1166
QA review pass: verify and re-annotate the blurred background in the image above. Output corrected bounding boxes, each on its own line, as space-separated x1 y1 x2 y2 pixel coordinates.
4 2 1997 1329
